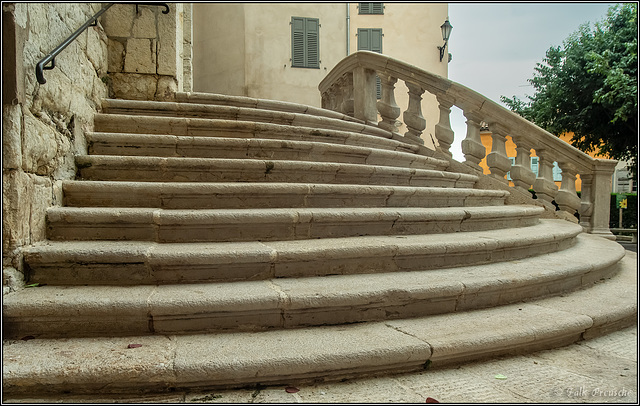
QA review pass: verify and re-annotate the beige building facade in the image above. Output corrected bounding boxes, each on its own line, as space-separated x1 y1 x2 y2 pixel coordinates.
192 3 450 147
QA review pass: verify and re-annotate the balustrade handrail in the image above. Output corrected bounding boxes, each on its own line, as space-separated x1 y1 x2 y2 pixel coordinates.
319 51 618 239
35 2 170 85
319 51 609 173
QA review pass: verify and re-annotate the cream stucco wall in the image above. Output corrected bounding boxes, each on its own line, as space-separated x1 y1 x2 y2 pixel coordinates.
243 4 347 106
192 3 450 146
193 4 246 96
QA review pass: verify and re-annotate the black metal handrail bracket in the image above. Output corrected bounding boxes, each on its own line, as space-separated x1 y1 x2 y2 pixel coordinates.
35 2 170 85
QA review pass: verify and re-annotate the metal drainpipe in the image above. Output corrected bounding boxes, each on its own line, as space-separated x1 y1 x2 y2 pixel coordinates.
346 3 350 55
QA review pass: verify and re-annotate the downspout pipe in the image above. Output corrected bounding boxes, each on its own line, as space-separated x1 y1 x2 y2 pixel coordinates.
346 3 350 56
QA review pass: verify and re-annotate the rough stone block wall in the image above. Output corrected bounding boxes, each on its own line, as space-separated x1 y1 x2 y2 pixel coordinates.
2 3 109 293
182 3 193 92
102 3 184 100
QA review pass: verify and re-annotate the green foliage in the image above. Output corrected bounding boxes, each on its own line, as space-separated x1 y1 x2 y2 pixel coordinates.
501 3 637 178
610 193 638 228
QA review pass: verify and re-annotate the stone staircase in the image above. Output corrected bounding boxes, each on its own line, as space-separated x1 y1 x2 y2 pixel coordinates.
2 93 636 397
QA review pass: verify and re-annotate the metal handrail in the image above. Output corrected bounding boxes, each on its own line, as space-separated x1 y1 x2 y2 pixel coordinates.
35 2 170 85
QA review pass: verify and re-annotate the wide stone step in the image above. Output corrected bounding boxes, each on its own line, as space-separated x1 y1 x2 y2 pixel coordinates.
174 91 364 123
99 99 403 143
46 206 544 243
5 233 624 338
24 220 582 286
62 181 508 209
86 132 448 169
93 114 422 154
75 155 475 187
3 252 636 396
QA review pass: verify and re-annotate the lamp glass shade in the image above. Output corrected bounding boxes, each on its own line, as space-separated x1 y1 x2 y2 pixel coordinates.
440 19 453 42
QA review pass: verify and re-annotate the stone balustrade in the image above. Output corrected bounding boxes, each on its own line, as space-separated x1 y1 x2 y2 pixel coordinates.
319 51 617 239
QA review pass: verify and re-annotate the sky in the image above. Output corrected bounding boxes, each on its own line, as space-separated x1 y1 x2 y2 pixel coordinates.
445 2 618 161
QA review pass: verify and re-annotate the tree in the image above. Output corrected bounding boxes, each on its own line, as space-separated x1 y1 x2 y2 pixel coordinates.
501 3 637 178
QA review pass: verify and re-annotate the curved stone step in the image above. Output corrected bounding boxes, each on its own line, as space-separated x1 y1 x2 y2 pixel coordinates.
99 99 400 143
93 114 422 154
75 155 475 187
86 132 448 169
62 181 508 209
3 251 636 396
46 205 544 243
24 220 582 286
174 92 364 124
5 233 624 338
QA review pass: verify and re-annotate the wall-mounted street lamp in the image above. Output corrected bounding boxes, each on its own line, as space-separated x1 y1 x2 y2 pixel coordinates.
438 18 453 62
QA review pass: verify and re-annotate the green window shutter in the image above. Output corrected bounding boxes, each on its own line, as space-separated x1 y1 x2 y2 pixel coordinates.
291 17 305 67
291 17 319 68
370 28 382 53
306 18 319 68
357 28 383 98
359 3 383 14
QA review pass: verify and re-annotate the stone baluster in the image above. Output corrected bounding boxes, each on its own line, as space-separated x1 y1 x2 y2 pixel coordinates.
554 161 581 215
509 133 537 193
532 148 559 208
460 110 485 171
376 74 401 133
340 73 354 116
434 93 455 158
485 122 512 183
353 66 378 126
579 173 594 231
402 82 426 145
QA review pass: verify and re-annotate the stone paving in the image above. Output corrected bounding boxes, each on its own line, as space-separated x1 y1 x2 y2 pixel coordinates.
6 325 636 404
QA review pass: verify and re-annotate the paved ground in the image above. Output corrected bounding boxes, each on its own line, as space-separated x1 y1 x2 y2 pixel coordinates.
6 325 636 404
618 241 638 253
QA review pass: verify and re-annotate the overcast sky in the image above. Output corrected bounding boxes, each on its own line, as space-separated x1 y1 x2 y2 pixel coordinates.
445 2 618 160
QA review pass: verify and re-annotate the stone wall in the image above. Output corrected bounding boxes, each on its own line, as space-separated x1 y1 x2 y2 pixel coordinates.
2 3 189 294
3 3 109 293
102 3 185 100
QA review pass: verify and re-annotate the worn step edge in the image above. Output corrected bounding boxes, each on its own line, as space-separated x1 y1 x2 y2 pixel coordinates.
3 256 635 395
6 233 624 338
93 114 423 155
61 181 509 209
46 205 544 243
25 220 582 285
174 92 364 124
98 99 396 141
75 155 471 188
86 132 445 170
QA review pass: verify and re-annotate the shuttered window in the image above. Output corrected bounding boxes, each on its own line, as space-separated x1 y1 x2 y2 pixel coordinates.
357 28 382 98
359 3 384 14
530 157 539 176
552 161 563 181
291 17 320 69
506 157 516 181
